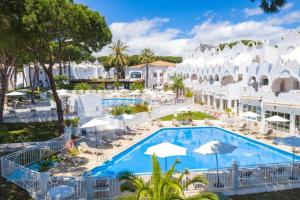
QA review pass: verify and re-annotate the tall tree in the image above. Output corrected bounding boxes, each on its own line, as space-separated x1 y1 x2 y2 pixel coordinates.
108 40 128 85
251 0 286 13
171 76 185 99
22 0 112 133
0 0 27 123
117 155 217 200
140 48 155 89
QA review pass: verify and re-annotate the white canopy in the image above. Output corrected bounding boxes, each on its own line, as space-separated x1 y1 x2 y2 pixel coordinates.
6 91 26 96
265 115 289 122
111 92 121 97
129 90 141 95
81 118 109 128
176 107 191 112
164 90 176 95
194 141 237 155
145 142 187 158
116 113 134 120
241 111 260 118
57 89 70 96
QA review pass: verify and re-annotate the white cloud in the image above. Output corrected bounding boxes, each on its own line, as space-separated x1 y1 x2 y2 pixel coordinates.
283 2 294 10
97 11 300 57
243 7 264 17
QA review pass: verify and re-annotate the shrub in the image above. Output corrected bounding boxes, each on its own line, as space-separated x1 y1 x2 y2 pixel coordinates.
65 117 80 127
54 75 69 89
95 83 105 90
74 82 91 90
130 80 144 90
132 103 149 113
184 88 193 98
113 81 121 89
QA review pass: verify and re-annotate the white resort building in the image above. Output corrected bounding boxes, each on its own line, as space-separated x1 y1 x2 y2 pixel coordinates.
167 32 300 135
125 60 175 89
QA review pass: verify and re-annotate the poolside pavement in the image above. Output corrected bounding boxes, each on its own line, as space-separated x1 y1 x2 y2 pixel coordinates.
50 119 300 177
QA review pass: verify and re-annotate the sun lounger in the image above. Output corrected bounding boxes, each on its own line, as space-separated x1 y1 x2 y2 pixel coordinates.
78 142 104 156
57 149 84 166
256 129 273 139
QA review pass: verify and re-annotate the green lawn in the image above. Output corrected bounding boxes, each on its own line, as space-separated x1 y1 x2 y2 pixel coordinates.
160 111 215 121
0 122 59 144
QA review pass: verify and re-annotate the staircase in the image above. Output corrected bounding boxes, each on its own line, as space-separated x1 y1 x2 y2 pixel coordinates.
76 94 104 117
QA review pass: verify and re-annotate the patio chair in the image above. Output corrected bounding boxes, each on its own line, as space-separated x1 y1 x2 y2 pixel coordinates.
256 129 273 139
57 150 84 166
78 142 104 157
238 123 247 131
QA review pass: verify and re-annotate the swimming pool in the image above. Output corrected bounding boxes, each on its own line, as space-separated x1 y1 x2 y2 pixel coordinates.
100 98 144 107
89 127 300 176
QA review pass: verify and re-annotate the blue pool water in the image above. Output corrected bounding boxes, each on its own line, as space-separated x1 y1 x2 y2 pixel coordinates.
89 127 300 176
101 98 144 107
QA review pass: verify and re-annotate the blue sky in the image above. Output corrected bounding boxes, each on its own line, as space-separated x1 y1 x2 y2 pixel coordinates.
76 0 300 56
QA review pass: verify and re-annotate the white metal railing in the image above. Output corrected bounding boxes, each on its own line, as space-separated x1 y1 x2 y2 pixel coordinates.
2 133 300 199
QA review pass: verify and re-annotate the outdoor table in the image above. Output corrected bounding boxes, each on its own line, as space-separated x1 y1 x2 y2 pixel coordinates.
47 185 75 200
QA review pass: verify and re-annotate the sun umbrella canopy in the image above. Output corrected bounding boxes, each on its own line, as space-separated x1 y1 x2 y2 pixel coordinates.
145 142 187 158
265 115 289 122
241 111 259 118
194 141 237 155
176 107 191 112
164 90 175 95
116 113 134 120
81 118 108 128
6 91 26 96
130 90 141 95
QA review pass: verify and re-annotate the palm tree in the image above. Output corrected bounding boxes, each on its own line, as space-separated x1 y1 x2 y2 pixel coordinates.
117 155 218 200
171 76 185 98
139 48 155 88
108 40 128 87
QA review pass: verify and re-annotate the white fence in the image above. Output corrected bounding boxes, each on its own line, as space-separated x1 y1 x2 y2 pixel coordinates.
2 134 300 199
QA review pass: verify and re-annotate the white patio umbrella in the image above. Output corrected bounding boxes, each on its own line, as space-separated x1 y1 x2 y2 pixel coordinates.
241 111 259 119
111 91 121 97
176 107 191 113
145 142 187 170
57 89 69 96
265 115 289 122
116 114 135 134
265 115 289 139
194 141 237 188
164 90 176 95
129 90 141 96
81 118 109 136
6 91 26 96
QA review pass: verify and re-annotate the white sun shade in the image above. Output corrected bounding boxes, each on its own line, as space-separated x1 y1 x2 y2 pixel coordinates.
145 142 187 158
116 113 134 120
194 141 237 155
241 111 260 118
265 115 289 122
176 107 191 112
80 118 109 128
6 91 26 96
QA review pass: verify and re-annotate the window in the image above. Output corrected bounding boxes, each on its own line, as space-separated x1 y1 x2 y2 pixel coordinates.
153 72 157 77
130 72 141 79
160 73 163 77
293 80 300 90
261 78 269 86
238 74 243 82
